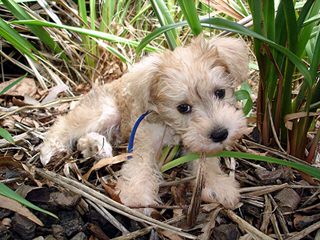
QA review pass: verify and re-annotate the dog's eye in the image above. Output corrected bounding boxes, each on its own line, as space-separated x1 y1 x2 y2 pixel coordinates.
215 89 225 99
177 104 192 114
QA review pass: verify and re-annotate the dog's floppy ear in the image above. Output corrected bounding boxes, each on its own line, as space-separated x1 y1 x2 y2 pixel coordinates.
209 37 249 86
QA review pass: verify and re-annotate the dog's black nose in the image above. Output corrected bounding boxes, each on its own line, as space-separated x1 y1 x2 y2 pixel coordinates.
210 128 228 143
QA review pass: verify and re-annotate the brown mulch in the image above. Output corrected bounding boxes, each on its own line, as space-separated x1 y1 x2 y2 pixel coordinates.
0 78 320 240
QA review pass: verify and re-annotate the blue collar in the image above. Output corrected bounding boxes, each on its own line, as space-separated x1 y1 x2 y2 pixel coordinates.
127 111 151 153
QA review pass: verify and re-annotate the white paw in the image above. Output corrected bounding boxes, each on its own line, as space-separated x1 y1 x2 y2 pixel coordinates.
201 176 240 209
77 132 112 159
116 178 159 209
40 141 68 166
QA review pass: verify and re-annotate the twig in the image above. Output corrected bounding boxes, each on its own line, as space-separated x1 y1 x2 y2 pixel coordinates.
223 209 274 240
270 213 283 240
111 215 185 240
268 102 286 153
160 176 195 187
187 153 205 227
268 194 289 236
86 199 129 234
286 221 320 240
0 96 81 120
260 195 272 233
241 139 308 165
200 207 222 240
111 227 151 240
240 184 287 193
35 168 197 239
292 202 320 214
244 183 288 197
301 188 320 207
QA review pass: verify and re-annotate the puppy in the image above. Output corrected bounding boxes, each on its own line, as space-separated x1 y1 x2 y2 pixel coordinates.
40 36 248 211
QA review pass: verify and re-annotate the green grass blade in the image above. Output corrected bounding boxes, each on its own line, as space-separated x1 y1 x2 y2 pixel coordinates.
297 0 314 29
177 0 202 35
279 0 298 135
137 20 187 54
89 0 97 58
90 0 97 30
0 128 14 143
95 40 131 64
150 0 178 50
235 89 253 116
309 31 320 87
283 0 298 51
309 31 320 106
161 153 198 173
78 0 95 69
108 0 116 27
12 20 159 52
1 0 65 58
0 74 27 95
263 0 275 41
78 0 88 25
161 151 320 179
236 0 250 16
0 0 36 3
118 0 131 26
99 0 108 32
303 14 320 27
0 183 57 219
297 0 320 57
0 18 37 60
130 3 151 25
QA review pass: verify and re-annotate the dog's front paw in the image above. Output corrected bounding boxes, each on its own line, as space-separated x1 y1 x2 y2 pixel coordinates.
201 176 240 209
77 132 112 159
116 178 160 215
40 141 68 166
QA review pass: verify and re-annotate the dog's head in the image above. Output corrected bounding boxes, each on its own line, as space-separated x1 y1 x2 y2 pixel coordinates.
148 37 248 153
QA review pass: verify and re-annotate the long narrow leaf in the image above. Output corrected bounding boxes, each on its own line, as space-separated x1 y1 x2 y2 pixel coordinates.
0 183 57 218
177 0 202 35
161 151 320 179
0 74 27 95
309 31 320 85
297 0 320 57
0 18 37 60
150 0 178 50
1 0 65 58
235 89 253 116
12 20 159 52
303 14 320 27
0 128 14 143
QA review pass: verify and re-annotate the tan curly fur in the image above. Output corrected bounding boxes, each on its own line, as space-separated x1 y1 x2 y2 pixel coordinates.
40 36 249 212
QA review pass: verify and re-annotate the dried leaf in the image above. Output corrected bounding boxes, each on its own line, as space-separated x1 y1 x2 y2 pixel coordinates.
159 230 184 240
187 154 205 227
83 154 130 180
101 180 121 203
41 83 69 104
0 195 43 226
274 188 301 212
285 112 319 130
0 77 36 97
294 213 320 230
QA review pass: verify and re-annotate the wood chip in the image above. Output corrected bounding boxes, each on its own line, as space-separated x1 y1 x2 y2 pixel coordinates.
274 188 301 212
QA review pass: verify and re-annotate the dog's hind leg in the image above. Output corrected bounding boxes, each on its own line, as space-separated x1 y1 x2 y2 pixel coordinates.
40 88 120 166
